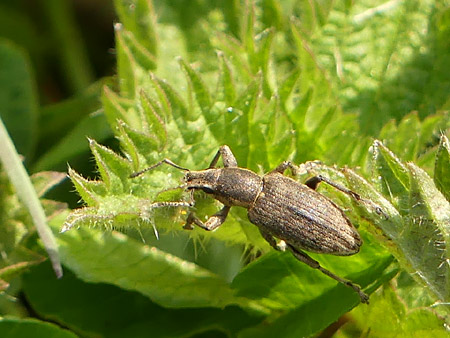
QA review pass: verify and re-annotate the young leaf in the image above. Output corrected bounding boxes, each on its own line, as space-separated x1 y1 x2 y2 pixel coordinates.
371 140 410 212
178 59 212 116
114 0 158 56
89 139 131 193
139 91 167 149
68 167 105 207
406 162 450 301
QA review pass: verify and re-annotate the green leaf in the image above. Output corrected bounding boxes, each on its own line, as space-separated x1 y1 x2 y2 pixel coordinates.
340 287 448 337
114 0 157 56
0 317 77 338
139 91 167 149
42 0 94 93
0 40 38 159
366 140 450 303
89 139 131 193
31 171 66 198
23 262 263 338
56 225 250 309
60 2 449 334
101 85 132 129
120 29 156 71
371 140 410 212
32 112 112 172
235 249 394 337
0 256 45 291
299 1 445 134
36 80 105 160
435 135 450 201
68 167 106 206
218 52 237 105
179 58 212 116
150 74 196 122
115 24 137 98
406 162 450 301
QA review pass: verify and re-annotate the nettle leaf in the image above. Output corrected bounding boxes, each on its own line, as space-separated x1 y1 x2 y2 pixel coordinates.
406 163 450 301
31 171 66 198
62 1 449 334
89 139 131 193
218 52 237 104
22 262 263 338
138 90 167 149
68 167 105 206
114 0 158 55
297 1 444 135
378 112 448 171
115 24 137 98
435 135 450 201
342 287 448 337
178 59 212 116
369 140 450 303
119 29 156 71
0 317 77 338
58 222 250 309
371 140 410 212
101 85 132 129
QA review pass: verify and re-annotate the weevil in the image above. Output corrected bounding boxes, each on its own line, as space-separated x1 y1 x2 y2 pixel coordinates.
131 145 378 303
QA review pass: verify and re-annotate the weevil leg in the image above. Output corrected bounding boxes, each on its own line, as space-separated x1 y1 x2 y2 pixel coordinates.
305 175 388 219
270 161 301 176
259 229 287 251
148 201 193 209
130 159 189 178
286 244 369 304
183 206 231 231
304 175 359 197
272 162 365 202
208 145 238 168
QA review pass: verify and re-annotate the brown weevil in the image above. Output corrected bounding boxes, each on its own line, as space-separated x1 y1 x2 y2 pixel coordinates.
131 145 378 303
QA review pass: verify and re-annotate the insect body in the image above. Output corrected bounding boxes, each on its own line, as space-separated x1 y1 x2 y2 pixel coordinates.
131 145 371 303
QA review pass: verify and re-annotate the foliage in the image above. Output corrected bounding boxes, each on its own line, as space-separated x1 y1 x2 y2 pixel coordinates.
1 0 449 337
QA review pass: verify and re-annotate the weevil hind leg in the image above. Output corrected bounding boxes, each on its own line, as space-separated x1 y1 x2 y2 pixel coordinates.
259 229 287 251
209 145 238 168
305 175 387 219
286 244 369 304
183 206 231 231
270 162 386 219
270 161 301 176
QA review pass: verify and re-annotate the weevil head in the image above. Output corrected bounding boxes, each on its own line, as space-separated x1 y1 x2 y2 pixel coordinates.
184 167 263 208
184 169 220 194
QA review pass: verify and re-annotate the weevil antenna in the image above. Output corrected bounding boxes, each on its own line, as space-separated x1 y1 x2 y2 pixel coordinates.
130 159 189 178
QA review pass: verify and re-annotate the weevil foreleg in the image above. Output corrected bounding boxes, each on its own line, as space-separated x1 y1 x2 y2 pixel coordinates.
286 244 370 304
183 206 231 231
208 145 238 168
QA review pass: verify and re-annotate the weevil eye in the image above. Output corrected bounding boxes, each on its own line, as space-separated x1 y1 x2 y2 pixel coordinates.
184 172 192 182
